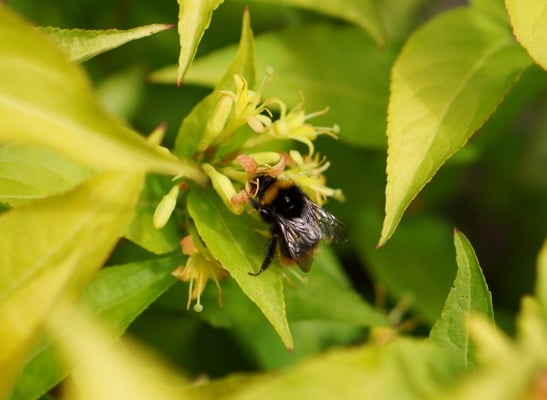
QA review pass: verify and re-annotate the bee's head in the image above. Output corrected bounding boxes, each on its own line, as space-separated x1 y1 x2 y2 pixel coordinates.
247 174 277 201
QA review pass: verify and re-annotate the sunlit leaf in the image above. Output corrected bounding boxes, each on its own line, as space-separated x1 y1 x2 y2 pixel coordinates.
379 8 531 246
176 0 224 85
153 25 394 149
517 297 547 369
173 8 255 159
0 171 143 398
429 230 493 368
10 256 180 400
47 302 190 400
187 188 293 350
193 339 461 399
0 144 93 207
0 6 203 181
41 24 173 63
246 0 386 46
506 0 547 71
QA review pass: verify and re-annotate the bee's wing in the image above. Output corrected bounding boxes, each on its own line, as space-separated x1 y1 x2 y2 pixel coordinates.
274 211 320 260
305 199 348 244
273 197 347 272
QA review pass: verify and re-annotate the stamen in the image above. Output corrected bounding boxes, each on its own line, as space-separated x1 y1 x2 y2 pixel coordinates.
193 274 204 312
186 278 194 310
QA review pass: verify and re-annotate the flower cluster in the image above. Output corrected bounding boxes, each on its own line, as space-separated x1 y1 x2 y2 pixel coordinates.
154 72 344 311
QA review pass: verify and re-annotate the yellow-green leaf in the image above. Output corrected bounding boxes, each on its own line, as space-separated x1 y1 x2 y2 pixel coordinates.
379 8 531 246
41 24 173 63
0 171 143 398
47 302 190 400
177 0 224 85
0 144 93 207
188 188 293 350
0 5 202 181
506 0 547 71
429 230 493 368
11 256 180 400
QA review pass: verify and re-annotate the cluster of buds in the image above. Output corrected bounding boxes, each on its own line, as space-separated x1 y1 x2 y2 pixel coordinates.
154 72 343 311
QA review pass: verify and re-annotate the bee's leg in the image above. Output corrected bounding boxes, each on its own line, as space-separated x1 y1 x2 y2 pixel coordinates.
249 234 277 276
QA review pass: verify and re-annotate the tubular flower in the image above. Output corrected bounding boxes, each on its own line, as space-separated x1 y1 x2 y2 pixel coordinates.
283 150 345 205
172 235 228 312
216 74 274 142
243 97 340 155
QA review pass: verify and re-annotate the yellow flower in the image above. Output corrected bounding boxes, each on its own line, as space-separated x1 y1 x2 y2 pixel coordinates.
243 97 339 155
283 150 345 205
217 74 274 140
172 235 228 312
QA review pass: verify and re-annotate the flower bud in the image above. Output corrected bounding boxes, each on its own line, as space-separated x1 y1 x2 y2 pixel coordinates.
152 184 180 229
202 163 244 215
197 94 234 151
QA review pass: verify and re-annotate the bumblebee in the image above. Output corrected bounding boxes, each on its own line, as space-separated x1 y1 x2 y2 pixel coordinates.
247 174 347 276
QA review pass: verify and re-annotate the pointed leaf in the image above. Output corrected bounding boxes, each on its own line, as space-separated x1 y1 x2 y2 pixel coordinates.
0 6 202 180
246 0 386 46
187 188 293 349
173 8 255 159
506 0 547 71
0 144 93 207
176 0 224 85
41 24 173 63
379 8 531 246
429 230 493 368
0 171 143 398
10 256 180 400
